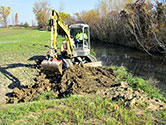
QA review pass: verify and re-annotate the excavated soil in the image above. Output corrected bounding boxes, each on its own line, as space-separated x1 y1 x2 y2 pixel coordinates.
6 65 166 112
60 65 117 94
6 65 117 103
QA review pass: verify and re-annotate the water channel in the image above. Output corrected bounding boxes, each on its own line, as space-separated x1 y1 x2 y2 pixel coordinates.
92 43 166 96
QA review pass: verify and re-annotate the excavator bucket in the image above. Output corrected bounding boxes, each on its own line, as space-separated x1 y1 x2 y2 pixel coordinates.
41 58 63 74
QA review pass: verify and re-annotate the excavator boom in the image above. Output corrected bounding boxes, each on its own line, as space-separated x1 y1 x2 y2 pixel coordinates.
49 10 74 57
41 9 74 74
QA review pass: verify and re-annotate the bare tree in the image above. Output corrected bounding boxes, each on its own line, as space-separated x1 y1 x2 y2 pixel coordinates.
32 19 35 27
0 6 11 28
33 0 51 30
15 12 18 25
58 1 65 12
121 1 166 55
12 13 14 26
0 16 2 23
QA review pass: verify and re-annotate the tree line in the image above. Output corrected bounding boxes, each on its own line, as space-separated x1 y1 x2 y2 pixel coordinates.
0 6 30 28
74 0 166 54
1 0 166 54
32 0 166 54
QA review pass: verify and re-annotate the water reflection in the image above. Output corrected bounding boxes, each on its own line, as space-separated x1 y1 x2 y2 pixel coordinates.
92 43 166 96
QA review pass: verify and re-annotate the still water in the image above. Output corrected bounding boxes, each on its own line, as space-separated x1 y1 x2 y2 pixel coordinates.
92 43 166 96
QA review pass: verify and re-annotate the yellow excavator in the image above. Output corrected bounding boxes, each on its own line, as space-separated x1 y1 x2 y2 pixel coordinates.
41 10 101 73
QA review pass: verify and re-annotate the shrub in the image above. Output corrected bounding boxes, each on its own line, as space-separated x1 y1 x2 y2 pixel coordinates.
23 22 29 28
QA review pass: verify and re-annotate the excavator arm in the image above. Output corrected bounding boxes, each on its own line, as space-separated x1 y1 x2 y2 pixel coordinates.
50 9 74 57
41 9 74 74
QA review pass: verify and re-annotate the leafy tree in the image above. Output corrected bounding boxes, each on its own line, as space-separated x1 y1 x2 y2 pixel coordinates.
33 0 51 30
75 9 100 39
58 12 72 25
15 12 18 26
0 6 11 28
59 12 70 20
23 22 29 28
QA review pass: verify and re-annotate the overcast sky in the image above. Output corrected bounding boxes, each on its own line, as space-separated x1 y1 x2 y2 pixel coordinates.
0 0 99 26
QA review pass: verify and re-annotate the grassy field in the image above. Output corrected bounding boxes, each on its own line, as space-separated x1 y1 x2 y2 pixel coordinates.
0 27 64 103
0 27 166 124
0 27 64 64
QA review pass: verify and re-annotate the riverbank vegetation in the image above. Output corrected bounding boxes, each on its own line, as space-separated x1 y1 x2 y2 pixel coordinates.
73 0 166 55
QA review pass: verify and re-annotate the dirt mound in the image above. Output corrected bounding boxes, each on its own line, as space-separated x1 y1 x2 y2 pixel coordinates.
60 65 117 95
6 65 166 112
6 65 116 103
6 74 54 103
96 81 166 111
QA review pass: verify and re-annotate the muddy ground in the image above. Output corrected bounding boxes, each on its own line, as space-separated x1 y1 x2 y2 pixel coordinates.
6 65 166 113
6 65 116 103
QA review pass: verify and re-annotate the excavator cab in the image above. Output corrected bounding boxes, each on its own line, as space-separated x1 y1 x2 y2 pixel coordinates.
69 24 90 57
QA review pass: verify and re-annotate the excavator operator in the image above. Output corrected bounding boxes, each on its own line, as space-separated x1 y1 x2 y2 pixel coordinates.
75 31 88 48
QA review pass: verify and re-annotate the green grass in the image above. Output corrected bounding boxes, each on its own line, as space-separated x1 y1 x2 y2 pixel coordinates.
90 48 96 56
0 27 64 65
0 95 159 124
33 91 58 101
